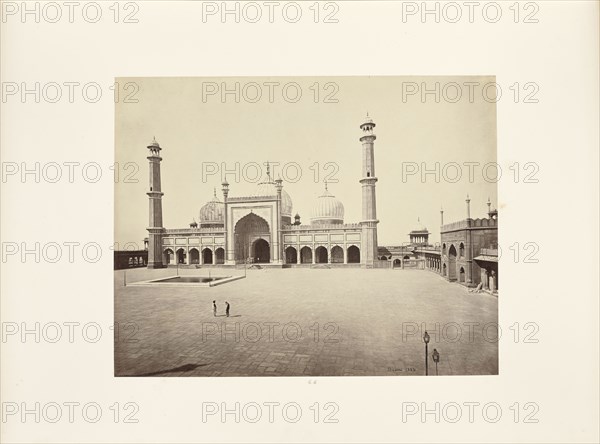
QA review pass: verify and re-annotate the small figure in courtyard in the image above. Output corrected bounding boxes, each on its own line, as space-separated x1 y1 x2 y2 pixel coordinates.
213 300 217 317
469 282 483 293
225 301 230 317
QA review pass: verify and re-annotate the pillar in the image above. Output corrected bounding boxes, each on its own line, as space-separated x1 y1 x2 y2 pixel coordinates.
296 246 301 264
222 181 235 264
212 250 217 265
312 247 316 264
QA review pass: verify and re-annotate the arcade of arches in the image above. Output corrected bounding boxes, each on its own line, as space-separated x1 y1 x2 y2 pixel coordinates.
284 245 361 265
162 247 225 265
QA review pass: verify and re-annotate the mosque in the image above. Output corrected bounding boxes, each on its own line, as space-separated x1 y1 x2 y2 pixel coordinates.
145 115 380 268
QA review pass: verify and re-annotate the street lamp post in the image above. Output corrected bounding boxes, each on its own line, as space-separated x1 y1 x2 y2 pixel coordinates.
432 348 440 376
423 331 430 376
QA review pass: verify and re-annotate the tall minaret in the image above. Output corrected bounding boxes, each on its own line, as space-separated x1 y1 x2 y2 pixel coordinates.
359 114 379 267
146 137 165 268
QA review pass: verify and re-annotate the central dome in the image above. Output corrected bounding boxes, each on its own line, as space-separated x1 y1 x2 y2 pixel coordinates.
248 182 293 218
311 185 344 225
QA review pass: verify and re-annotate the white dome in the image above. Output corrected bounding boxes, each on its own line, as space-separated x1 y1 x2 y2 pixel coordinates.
249 182 293 217
311 188 344 224
199 193 224 224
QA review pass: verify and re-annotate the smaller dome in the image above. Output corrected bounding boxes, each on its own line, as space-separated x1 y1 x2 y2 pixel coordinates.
199 189 224 224
311 184 344 225
148 136 160 148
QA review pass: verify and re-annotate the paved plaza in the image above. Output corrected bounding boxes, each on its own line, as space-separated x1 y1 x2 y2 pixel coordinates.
114 267 498 377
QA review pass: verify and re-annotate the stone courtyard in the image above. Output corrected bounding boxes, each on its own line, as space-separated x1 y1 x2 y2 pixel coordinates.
114 267 498 377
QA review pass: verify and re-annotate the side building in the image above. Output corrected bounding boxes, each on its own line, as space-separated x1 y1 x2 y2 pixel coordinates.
438 196 498 291
379 199 499 294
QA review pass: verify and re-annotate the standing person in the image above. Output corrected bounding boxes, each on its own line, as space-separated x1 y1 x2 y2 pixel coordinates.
213 300 217 317
225 301 230 317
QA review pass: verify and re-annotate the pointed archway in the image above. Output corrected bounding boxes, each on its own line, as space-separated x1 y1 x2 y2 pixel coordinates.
215 247 225 264
347 245 360 263
189 248 200 264
300 246 312 264
202 248 213 265
315 246 328 263
234 213 270 263
285 247 297 264
448 245 457 281
331 246 344 263
163 249 173 265
253 238 270 263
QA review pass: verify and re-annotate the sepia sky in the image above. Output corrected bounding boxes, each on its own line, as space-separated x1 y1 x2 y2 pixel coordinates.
115 76 497 247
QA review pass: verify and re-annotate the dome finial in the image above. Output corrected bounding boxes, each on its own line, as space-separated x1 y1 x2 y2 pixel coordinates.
213 187 217 198
324 180 328 191
266 161 271 182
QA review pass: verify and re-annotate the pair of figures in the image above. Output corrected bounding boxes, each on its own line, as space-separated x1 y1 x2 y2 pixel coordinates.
213 300 230 317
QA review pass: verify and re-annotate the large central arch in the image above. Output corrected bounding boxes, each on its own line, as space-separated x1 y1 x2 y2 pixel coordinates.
234 212 270 263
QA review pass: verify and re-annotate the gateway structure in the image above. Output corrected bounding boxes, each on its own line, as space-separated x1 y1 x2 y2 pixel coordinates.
145 115 380 268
